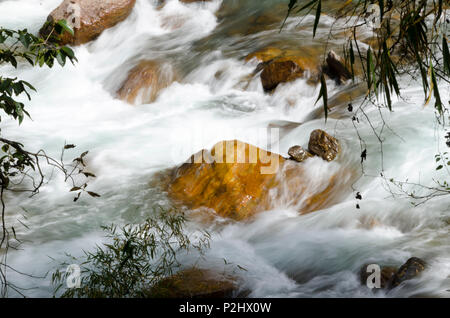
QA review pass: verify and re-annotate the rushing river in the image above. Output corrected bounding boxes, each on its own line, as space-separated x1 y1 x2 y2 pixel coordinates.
0 0 449 297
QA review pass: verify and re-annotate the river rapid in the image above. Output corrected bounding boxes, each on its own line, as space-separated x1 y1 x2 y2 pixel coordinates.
0 0 449 297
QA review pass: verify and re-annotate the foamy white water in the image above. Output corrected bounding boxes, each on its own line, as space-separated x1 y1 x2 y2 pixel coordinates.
0 0 449 297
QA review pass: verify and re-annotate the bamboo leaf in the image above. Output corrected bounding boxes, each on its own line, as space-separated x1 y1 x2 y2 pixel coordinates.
315 73 328 121
443 36 450 76
313 0 322 38
280 0 298 31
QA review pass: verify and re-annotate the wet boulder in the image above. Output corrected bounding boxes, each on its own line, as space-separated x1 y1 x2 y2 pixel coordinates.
40 0 136 46
147 268 237 298
391 257 426 288
288 145 313 163
168 140 285 220
360 257 427 290
360 264 397 289
308 129 341 162
166 140 353 220
245 47 321 91
323 50 352 85
260 60 305 92
117 60 178 105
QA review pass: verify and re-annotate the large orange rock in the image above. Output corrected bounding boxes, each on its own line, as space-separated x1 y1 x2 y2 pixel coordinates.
117 60 177 105
169 141 284 220
167 140 351 220
40 0 136 45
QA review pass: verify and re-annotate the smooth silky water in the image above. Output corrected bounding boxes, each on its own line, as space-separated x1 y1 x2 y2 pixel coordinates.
0 0 449 297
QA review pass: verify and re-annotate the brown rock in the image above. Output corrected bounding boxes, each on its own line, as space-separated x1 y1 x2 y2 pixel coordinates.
288 145 313 163
147 268 237 298
117 60 177 105
40 0 136 46
168 140 284 220
245 47 321 91
360 264 397 289
308 129 341 162
391 257 426 288
166 140 353 220
360 257 427 290
323 50 352 84
260 60 305 92
245 47 283 63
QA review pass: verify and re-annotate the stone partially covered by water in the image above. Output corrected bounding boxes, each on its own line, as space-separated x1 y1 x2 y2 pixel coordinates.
147 268 238 298
166 139 349 220
360 257 427 290
391 257 427 288
167 140 285 220
246 47 320 91
260 60 305 92
360 264 398 289
117 60 178 105
40 0 136 46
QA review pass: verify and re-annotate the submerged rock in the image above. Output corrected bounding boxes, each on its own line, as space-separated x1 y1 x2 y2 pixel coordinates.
245 47 284 63
360 257 427 290
147 268 237 298
391 257 427 288
360 264 397 289
40 0 136 46
166 139 351 220
117 60 178 105
288 145 313 163
308 129 341 162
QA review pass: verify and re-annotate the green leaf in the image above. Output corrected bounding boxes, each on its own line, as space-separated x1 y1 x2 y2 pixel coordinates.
430 64 442 114
56 51 66 67
61 46 75 59
315 73 328 121
19 32 30 48
57 19 74 36
280 0 298 31
349 41 355 81
442 36 450 76
313 0 321 38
